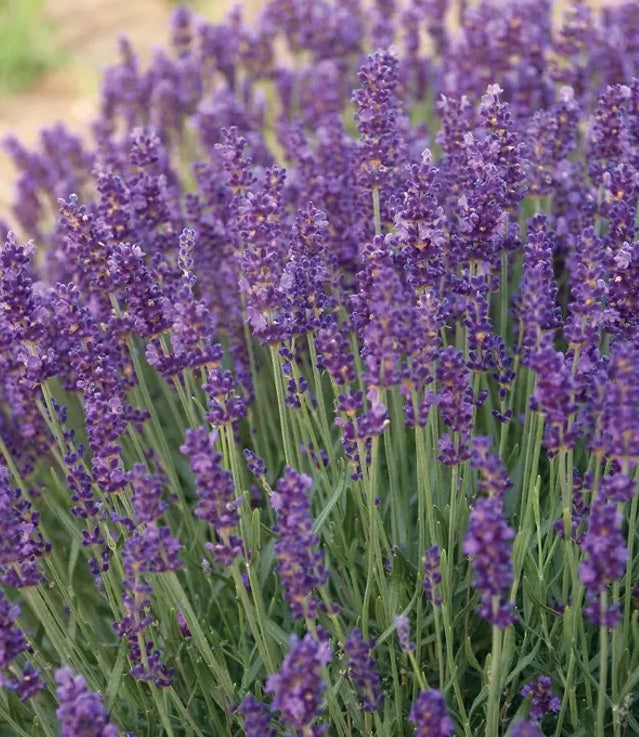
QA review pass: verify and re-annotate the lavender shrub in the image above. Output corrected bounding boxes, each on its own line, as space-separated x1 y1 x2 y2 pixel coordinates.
1 1 639 736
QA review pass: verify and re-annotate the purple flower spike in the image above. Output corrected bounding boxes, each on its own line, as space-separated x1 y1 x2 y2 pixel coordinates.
270 467 328 620
520 676 560 721
0 465 51 588
352 49 406 189
510 720 544 737
55 667 121 737
409 689 454 737
463 497 516 628
394 614 414 653
422 546 443 606
0 591 45 700
239 694 275 737
344 628 384 713
265 632 331 733
579 476 628 627
181 427 242 565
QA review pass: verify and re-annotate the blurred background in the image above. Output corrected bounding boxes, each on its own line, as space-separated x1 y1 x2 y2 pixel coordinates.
0 0 250 211
0 0 626 212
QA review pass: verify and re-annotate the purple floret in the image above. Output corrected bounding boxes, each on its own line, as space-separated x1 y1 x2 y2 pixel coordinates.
55 667 122 737
409 689 454 737
344 628 384 712
270 467 328 620
520 676 561 720
265 632 331 732
463 496 516 628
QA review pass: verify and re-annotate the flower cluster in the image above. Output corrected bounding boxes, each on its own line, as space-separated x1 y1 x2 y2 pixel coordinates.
270 466 328 620
409 689 454 737
0 0 638 735
463 496 516 628
265 632 331 735
344 628 384 713
181 427 242 565
0 592 44 701
0 465 51 588
55 667 122 737
520 676 561 721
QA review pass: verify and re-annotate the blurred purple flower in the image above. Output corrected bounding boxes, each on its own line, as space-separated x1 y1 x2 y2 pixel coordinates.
55 667 121 737
520 676 560 721
265 632 331 732
270 467 328 620
344 628 384 712
463 496 516 628
409 689 454 737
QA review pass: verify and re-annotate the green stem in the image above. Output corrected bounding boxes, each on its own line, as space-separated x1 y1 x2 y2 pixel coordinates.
597 592 609 737
486 617 503 737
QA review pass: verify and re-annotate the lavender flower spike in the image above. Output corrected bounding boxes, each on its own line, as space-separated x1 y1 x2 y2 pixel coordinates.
55 667 123 737
270 466 328 620
344 628 384 712
265 632 331 734
520 676 560 721
510 720 544 737
463 496 516 628
394 614 414 653
409 689 454 737
0 591 45 700
238 694 275 737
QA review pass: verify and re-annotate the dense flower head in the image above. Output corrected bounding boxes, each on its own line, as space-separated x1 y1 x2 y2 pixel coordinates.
352 49 407 191
0 591 29 673
55 666 120 737
315 318 356 386
234 166 289 344
588 83 633 183
393 150 445 290
563 227 612 357
279 204 334 336
353 236 417 388
599 472 635 504
128 464 170 526
422 545 443 606
434 347 475 462
265 631 331 732
0 465 51 587
469 436 512 499
478 83 528 207
592 340 639 465
239 694 275 737
344 628 384 713
270 466 328 619
180 427 242 565
243 448 267 478
409 689 454 737
121 525 182 579
520 676 561 721
526 86 580 195
515 214 562 364
394 614 414 653
203 363 247 427
579 480 627 626
510 720 544 737
463 496 516 628
529 348 579 456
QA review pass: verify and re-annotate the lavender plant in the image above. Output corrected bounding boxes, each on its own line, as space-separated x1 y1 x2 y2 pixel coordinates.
1 1 639 736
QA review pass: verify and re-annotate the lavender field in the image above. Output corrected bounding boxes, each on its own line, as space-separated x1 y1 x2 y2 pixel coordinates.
1 1 639 735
